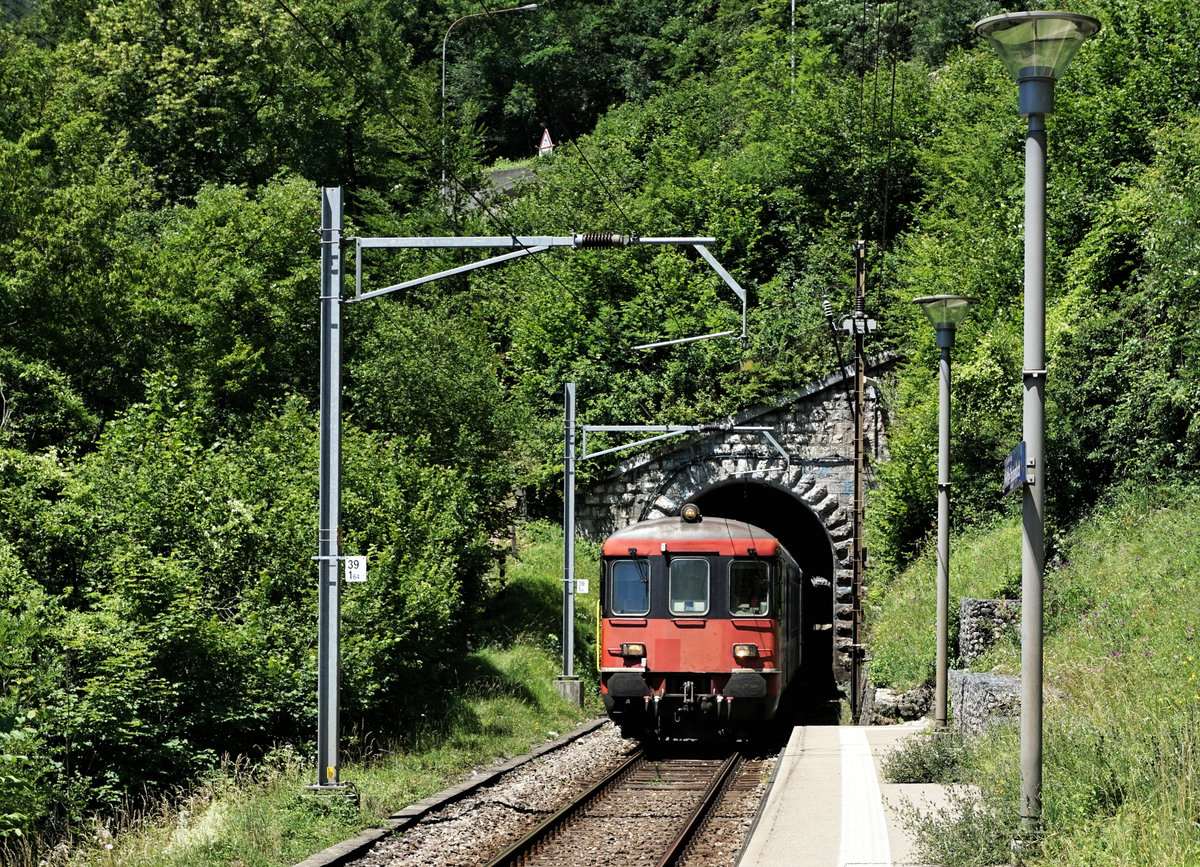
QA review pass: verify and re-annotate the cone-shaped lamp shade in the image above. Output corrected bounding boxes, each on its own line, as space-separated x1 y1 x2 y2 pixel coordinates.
914 295 978 330
974 11 1100 82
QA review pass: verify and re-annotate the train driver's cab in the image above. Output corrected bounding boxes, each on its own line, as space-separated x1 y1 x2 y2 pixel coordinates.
729 561 770 616
611 559 650 615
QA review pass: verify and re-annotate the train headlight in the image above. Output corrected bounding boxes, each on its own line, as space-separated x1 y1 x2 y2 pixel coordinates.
621 643 646 658
733 643 759 660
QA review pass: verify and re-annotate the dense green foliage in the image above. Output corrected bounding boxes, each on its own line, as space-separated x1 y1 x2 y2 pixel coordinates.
0 0 1199 858
874 485 1200 865
870 0 1200 570
61 523 590 866
0 387 493 836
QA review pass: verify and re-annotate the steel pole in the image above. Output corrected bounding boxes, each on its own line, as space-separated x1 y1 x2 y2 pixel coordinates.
316 186 344 788
1020 111 1048 831
935 336 953 730
562 382 576 679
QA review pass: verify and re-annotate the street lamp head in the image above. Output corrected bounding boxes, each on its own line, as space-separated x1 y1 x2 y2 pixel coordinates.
914 295 978 348
975 11 1100 116
974 11 1100 81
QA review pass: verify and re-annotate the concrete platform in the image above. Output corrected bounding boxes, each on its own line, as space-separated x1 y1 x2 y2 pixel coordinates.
740 722 949 867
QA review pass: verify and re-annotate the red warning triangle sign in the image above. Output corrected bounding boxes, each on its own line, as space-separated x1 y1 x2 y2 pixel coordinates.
538 128 554 155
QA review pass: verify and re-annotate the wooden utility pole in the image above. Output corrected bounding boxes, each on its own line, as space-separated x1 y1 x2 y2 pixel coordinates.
844 240 873 720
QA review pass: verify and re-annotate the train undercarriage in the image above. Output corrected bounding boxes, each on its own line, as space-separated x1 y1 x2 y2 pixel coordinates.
603 670 779 739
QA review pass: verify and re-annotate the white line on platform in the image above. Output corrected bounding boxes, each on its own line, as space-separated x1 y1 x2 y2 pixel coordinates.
837 727 893 867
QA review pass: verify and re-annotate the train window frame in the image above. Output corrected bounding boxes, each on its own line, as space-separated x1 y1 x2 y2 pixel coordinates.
668 558 710 615
729 559 771 616
610 559 651 616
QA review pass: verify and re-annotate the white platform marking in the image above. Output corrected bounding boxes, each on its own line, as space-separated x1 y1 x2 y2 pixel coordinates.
837 727 893 867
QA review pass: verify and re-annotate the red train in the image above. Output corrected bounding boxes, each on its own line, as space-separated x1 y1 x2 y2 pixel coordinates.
598 503 804 739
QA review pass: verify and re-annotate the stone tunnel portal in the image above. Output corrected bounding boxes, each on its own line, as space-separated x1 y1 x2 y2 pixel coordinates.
690 479 838 699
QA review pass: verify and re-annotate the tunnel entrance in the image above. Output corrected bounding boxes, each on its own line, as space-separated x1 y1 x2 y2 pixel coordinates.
691 481 834 580
690 480 838 700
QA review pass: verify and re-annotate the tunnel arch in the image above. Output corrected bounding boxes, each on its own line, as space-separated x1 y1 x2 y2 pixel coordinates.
689 479 836 583
627 459 852 691
575 355 896 695
689 479 839 698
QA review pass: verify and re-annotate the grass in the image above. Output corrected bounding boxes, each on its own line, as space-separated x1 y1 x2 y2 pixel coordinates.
870 484 1200 865
867 517 1023 690
16 522 601 867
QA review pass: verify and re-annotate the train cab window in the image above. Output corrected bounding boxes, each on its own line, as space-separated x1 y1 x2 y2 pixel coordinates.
669 559 710 615
611 560 650 615
729 560 770 616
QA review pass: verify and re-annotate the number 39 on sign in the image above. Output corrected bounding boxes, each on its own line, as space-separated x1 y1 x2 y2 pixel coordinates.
344 556 368 583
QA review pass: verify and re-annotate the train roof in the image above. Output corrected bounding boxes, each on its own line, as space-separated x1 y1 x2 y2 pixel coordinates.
603 513 782 558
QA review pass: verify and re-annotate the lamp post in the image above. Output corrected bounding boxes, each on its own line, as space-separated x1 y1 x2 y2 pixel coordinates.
974 10 1099 835
914 295 976 732
441 3 538 187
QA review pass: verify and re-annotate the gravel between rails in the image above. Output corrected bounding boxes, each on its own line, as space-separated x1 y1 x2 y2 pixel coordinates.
677 757 773 867
352 723 636 867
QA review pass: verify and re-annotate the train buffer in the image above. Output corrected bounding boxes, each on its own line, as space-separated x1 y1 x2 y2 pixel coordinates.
740 722 953 867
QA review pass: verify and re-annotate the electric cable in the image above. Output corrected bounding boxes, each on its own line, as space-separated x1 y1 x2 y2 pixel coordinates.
277 0 700 432
567 141 711 357
276 0 773 437
463 2 756 416
856 0 870 227
570 140 640 239
273 0 660 377
877 0 902 250
275 0 672 435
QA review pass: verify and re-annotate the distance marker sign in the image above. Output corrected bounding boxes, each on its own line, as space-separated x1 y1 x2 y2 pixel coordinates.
344 555 367 583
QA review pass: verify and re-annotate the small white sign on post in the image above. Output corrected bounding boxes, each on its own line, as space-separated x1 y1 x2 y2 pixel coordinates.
576 578 589 595
344 555 368 583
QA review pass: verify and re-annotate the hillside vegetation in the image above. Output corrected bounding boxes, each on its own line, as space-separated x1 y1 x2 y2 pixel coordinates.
0 0 1199 862
12 523 596 867
873 484 1200 865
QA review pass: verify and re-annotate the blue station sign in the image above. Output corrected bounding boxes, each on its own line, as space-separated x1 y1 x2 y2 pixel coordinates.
1003 441 1026 496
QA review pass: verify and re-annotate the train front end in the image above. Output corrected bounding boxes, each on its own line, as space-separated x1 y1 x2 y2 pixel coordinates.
598 505 802 739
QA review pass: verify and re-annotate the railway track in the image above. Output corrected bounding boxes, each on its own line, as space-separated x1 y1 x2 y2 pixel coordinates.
325 722 776 867
483 748 766 867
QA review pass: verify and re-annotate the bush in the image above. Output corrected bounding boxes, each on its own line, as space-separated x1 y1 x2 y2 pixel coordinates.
882 730 967 784
894 785 1018 867
0 381 502 834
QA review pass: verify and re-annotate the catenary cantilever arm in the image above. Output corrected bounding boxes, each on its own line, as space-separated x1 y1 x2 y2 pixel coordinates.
349 234 749 351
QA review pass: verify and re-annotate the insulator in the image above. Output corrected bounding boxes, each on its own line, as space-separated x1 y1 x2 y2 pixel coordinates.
575 232 628 248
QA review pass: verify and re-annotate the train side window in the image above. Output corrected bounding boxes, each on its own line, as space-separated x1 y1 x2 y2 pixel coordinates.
669 559 709 614
611 559 650 615
729 560 770 615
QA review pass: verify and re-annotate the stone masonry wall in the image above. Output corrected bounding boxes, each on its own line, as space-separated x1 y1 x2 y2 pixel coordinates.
959 598 1021 666
574 355 895 684
949 671 1021 735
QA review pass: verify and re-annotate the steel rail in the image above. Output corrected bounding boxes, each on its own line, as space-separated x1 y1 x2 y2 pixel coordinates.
483 749 645 867
655 752 742 867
